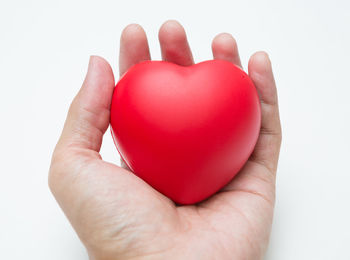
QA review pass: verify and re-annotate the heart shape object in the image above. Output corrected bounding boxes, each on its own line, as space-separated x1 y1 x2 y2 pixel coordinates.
110 60 261 204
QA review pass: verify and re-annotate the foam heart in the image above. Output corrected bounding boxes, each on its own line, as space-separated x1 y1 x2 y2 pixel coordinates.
110 60 261 204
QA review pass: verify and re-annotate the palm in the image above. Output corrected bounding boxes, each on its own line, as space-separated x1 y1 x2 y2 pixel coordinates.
49 21 281 260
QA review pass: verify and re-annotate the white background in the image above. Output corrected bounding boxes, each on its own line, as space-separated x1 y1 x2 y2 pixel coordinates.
1 0 349 259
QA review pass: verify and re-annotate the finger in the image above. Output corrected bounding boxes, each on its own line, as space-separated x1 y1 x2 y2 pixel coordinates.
212 52 281 201
212 33 242 68
56 56 115 153
248 51 282 173
118 24 151 170
158 20 194 66
119 24 151 76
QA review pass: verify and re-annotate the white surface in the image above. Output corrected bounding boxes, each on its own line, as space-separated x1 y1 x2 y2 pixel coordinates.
1 0 350 259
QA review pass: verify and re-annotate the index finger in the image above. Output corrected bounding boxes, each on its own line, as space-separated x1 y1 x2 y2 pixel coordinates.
118 24 151 170
119 24 151 76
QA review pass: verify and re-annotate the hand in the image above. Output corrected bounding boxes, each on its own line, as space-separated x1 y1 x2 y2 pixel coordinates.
49 20 282 260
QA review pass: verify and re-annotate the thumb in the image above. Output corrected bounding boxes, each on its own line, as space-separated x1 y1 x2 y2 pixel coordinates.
48 56 116 236
56 56 115 154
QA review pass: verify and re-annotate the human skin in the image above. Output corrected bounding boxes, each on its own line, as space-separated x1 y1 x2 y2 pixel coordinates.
49 20 282 260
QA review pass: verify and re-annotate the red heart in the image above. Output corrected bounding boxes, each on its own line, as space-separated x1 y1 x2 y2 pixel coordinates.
110 60 261 204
